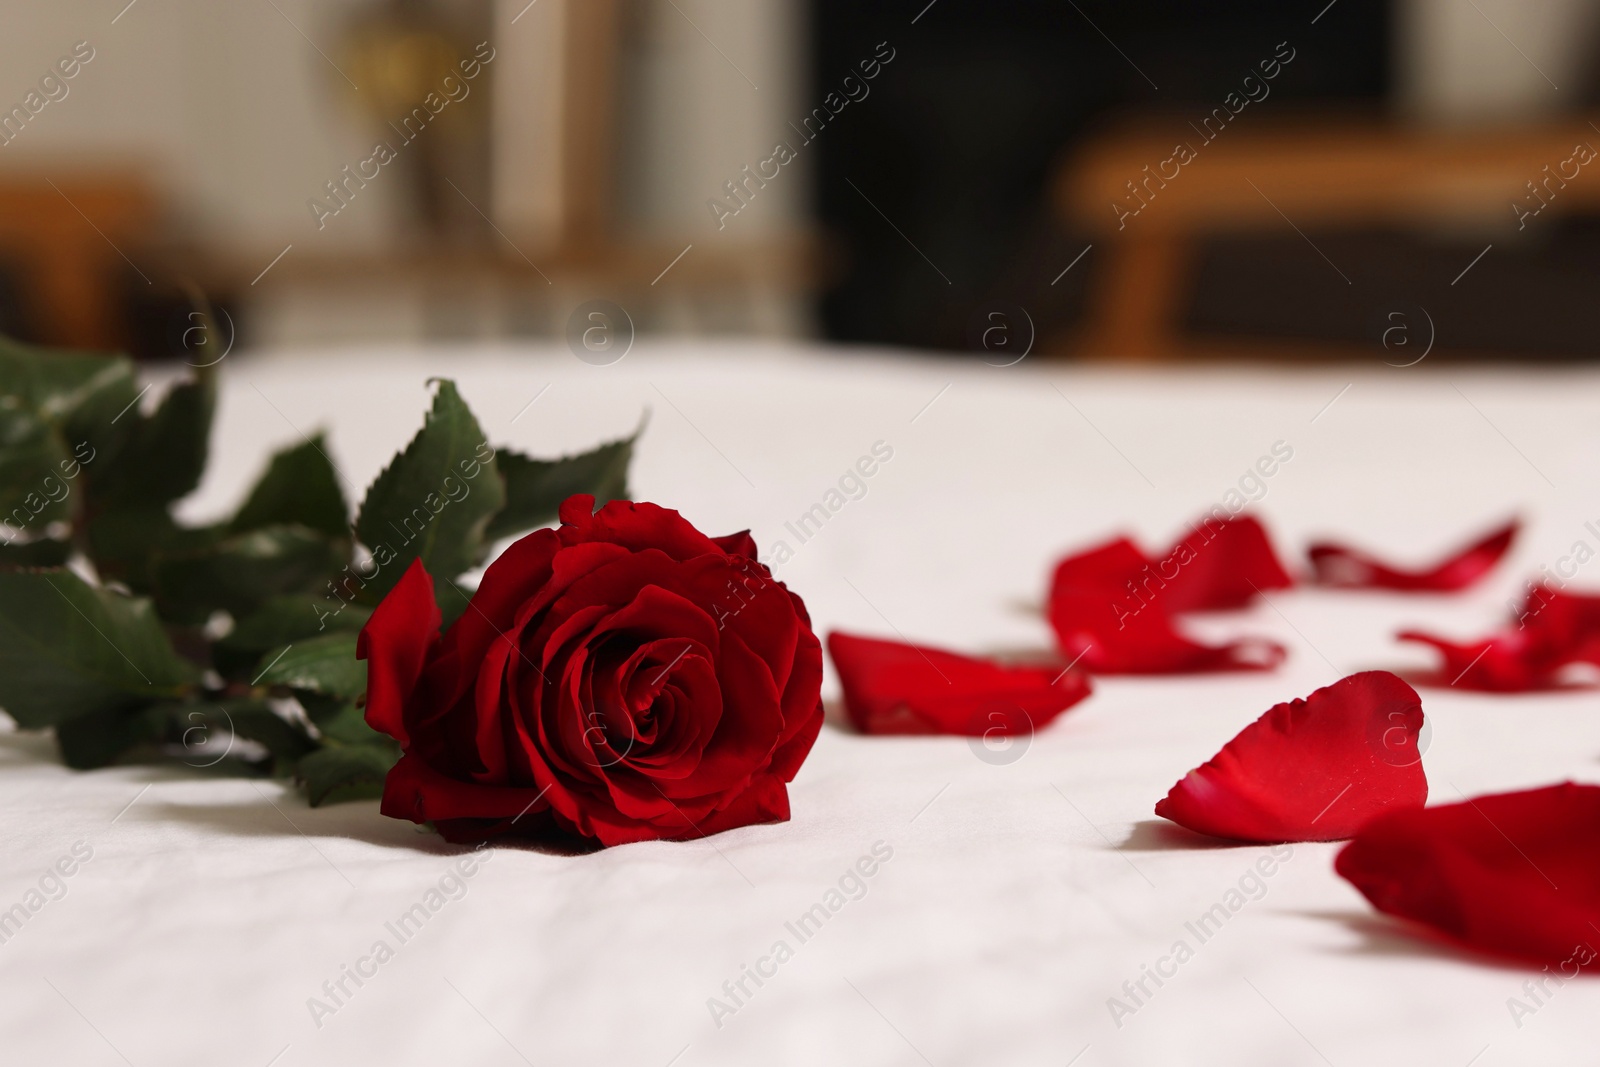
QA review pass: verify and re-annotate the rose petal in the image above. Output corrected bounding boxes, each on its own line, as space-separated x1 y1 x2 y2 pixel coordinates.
1400 585 1600 691
1155 671 1428 842
561 495 731 563
358 558 442 748
1158 515 1294 612
1048 538 1285 674
429 527 562 713
677 560 822 781
768 606 825 780
577 771 793 848
1310 519 1519 591
1396 631 1559 692
827 631 1091 736
711 529 760 560
380 752 556 836
1336 782 1600 967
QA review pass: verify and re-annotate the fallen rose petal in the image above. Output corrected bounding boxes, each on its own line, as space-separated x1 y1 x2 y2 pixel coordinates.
1336 782 1600 968
1310 519 1519 591
827 631 1091 736
1396 631 1562 692
1400 585 1600 691
1047 538 1285 674
1155 671 1428 842
1158 515 1295 612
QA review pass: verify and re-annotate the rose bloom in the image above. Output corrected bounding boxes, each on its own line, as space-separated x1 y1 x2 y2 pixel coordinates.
359 496 824 847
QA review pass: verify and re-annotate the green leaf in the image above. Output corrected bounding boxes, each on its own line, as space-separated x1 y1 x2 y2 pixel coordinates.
0 337 137 424
87 508 223 593
91 369 215 511
484 428 638 542
59 371 139 478
231 434 350 540
303 699 387 746
75 363 216 594
215 700 317 770
0 537 72 569
157 698 317 772
297 744 397 806
0 569 195 728
151 524 345 623
54 704 166 769
0 405 74 529
0 338 139 512
230 596 370 645
253 632 365 700
354 380 504 602
213 596 370 680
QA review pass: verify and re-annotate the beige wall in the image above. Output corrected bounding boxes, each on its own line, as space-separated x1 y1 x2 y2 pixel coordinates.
1397 0 1600 123
0 0 399 251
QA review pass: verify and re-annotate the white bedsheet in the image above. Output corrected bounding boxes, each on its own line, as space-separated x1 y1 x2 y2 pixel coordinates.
4 341 1598 1067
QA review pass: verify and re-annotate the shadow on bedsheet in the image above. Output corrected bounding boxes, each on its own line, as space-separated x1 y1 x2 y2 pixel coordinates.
1117 819 1254 852
1295 909 1536 973
147 794 600 856
0 731 596 856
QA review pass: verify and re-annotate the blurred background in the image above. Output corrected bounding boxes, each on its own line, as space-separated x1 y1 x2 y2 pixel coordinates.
1 0 1598 361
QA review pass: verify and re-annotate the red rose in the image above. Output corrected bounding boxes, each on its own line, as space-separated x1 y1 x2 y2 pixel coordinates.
358 496 824 847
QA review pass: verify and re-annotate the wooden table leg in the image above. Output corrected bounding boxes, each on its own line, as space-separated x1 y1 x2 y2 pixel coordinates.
1072 232 1190 360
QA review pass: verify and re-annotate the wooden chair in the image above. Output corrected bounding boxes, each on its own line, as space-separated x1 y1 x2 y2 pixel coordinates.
0 172 156 349
1053 117 1600 359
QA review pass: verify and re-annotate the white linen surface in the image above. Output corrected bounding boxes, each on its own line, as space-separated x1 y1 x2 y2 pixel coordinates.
3 341 1599 1067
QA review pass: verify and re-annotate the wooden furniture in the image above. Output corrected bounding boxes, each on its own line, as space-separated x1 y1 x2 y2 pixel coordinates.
0 172 156 349
248 0 823 333
555 0 623 256
483 0 819 284
1053 117 1600 359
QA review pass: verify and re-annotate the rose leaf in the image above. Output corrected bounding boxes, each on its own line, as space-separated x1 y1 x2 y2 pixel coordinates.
150 525 347 625
353 379 505 602
484 429 638 543
0 569 196 728
297 744 397 807
252 632 366 702
230 433 351 540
